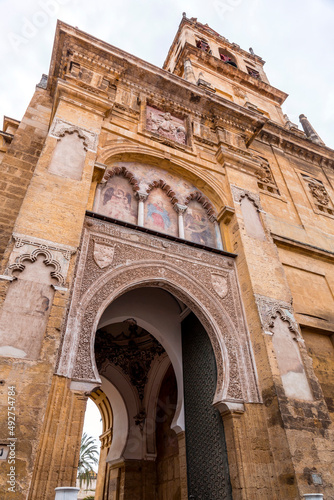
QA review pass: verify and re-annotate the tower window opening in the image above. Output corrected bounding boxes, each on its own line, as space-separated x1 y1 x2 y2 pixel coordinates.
219 48 238 68
246 66 261 80
196 39 211 54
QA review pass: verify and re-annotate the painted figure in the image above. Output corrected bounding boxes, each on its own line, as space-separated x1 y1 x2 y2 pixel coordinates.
147 200 171 231
102 185 136 222
184 208 214 246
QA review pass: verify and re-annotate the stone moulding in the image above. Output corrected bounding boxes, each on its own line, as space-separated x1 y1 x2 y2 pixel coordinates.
49 118 99 152
57 217 260 409
185 191 215 218
146 179 178 205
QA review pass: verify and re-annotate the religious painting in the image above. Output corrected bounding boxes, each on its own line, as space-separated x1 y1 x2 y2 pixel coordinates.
184 202 216 247
146 106 187 145
96 176 138 224
145 190 178 236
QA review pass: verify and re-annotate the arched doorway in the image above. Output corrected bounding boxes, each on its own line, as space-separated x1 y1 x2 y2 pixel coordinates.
54 210 260 499
91 286 232 499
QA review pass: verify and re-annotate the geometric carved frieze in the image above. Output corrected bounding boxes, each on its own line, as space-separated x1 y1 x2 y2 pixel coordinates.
4 233 76 286
49 118 99 152
57 216 261 407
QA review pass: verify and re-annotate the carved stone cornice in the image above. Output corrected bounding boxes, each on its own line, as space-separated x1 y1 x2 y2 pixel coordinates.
259 122 334 169
216 143 264 177
50 22 273 142
52 79 113 122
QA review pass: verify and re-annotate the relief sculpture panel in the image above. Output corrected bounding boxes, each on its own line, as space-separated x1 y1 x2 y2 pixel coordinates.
146 105 187 145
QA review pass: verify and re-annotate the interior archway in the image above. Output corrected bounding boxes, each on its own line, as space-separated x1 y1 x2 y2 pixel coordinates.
92 285 232 500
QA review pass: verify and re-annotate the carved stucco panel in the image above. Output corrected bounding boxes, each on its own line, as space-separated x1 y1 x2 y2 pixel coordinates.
255 294 299 336
231 185 262 211
4 233 76 285
57 217 260 405
49 118 99 152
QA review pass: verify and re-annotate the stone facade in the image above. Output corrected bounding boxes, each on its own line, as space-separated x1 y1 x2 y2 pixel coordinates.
0 14 334 500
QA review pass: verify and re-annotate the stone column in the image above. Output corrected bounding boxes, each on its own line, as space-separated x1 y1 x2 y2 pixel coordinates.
299 114 324 145
183 59 196 84
94 429 112 500
136 191 148 227
174 204 187 239
211 216 223 250
28 375 88 500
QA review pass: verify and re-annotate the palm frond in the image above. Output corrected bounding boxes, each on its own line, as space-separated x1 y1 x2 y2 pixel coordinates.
77 432 99 489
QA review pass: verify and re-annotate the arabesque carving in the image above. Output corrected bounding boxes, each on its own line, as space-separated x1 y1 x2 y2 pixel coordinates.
5 233 76 285
7 247 65 285
57 217 260 407
255 295 300 337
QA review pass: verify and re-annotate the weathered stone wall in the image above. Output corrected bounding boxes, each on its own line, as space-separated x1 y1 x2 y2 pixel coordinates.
0 17 334 500
0 88 52 262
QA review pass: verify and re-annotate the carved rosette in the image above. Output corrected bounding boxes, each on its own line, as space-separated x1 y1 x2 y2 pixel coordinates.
57 217 260 406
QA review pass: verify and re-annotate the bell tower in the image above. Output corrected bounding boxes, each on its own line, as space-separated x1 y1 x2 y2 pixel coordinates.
163 14 288 125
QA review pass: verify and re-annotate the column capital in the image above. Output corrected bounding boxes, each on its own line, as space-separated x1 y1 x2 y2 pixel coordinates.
136 191 148 202
174 203 188 214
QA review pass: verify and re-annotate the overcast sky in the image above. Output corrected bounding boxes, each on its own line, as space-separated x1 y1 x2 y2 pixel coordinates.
2 0 333 456
0 0 333 147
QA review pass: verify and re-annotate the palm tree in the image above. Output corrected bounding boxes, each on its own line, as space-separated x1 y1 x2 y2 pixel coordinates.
77 432 99 489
